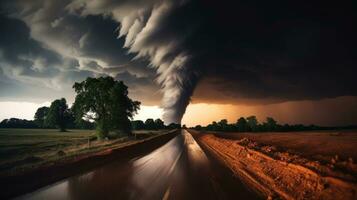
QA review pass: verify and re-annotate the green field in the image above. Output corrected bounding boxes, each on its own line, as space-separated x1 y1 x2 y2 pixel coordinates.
0 128 168 176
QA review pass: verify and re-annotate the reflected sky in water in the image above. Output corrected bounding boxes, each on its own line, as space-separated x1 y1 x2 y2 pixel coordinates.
17 130 207 200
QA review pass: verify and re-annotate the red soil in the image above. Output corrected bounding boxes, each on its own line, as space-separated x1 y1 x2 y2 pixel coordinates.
192 130 357 200
216 130 357 162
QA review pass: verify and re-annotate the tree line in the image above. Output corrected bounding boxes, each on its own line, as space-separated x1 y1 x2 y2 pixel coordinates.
131 119 181 130
0 98 95 130
0 117 94 130
193 116 324 132
0 77 179 139
0 115 180 131
0 118 38 129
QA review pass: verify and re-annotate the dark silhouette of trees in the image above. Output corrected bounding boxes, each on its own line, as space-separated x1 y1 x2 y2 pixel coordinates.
1 77 181 132
142 118 165 130
194 125 202 130
154 119 165 129
207 121 217 131
167 123 181 129
131 118 179 130
131 120 145 130
218 119 228 130
0 114 93 130
72 77 140 138
65 109 77 129
144 119 156 130
34 106 49 128
34 106 78 129
236 117 248 132
246 115 258 132
265 117 278 131
74 119 95 129
196 116 334 132
45 98 70 132
0 118 37 128
0 103 94 130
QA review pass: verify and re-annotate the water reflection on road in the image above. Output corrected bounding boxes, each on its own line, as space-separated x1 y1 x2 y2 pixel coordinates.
18 131 188 200
17 130 259 200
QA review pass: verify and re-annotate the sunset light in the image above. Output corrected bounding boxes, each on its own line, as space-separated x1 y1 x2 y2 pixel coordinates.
1 1 356 199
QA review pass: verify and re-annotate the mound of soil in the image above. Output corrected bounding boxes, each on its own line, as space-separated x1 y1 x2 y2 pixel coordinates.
198 134 357 200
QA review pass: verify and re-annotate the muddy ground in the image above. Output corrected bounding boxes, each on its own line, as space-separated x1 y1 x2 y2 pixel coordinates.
190 130 357 200
215 130 357 162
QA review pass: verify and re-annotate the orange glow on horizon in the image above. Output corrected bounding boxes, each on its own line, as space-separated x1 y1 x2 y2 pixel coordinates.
182 96 357 127
2 96 355 128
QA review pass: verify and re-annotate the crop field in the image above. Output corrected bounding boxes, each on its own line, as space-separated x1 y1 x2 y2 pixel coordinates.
0 128 168 175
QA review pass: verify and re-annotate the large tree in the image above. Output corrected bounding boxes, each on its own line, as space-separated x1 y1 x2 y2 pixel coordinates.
34 106 49 128
72 77 140 138
45 98 69 132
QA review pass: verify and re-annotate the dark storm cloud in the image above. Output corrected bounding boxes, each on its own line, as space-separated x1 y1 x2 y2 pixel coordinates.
67 0 204 123
190 0 357 104
114 71 162 105
67 0 357 123
0 0 159 103
0 15 61 72
0 16 88 97
1 0 356 123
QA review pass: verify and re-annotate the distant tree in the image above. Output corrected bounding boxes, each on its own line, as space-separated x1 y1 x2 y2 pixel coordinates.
218 119 228 130
195 115 351 133
211 121 219 131
131 120 145 130
236 117 248 132
34 106 50 128
220 119 228 124
246 115 258 132
0 118 37 128
144 119 156 130
45 98 70 132
266 117 278 131
72 77 140 139
281 124 291 132
167 123 181 129
293 124 305 131
194 125 202 130
154 119 165 129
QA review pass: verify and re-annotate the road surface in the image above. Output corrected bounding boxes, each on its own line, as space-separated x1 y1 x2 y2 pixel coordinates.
17 130 260 200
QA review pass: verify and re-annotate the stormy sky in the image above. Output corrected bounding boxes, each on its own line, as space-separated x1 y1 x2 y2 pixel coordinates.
1 0 356 125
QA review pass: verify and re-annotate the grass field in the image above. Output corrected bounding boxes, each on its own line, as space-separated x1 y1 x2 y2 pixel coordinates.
0 128 168 176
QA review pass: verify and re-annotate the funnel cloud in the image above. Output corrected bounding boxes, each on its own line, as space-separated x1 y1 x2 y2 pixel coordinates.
67 0 202 124
1 0 356 125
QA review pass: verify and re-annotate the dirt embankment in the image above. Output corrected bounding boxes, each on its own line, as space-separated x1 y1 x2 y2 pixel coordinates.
191 131 357 200
215 130 357 163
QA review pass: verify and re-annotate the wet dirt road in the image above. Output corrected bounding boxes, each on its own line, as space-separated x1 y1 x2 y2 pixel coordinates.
17 130 260 200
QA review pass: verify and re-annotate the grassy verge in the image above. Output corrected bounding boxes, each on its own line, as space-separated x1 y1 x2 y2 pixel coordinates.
0 128 170 176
